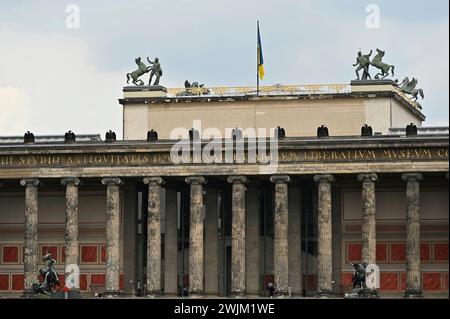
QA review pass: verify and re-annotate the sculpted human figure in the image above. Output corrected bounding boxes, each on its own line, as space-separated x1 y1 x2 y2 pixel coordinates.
353 50 372 80
348 261 368 289
147 57 163 86
33 253 60 295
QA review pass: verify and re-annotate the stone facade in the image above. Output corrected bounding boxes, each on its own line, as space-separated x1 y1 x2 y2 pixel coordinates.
0 84 447 298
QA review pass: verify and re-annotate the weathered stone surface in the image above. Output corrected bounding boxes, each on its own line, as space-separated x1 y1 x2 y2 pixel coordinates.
0 161 447 180
227 176 248 297
402 173 423 297
270 175 290 296
20 178 40 292
185 176 206 295
313 174 334 295
101 177 123 295
357 173 377 264
61 178 80 289
143 177 164 296
0 138 447 180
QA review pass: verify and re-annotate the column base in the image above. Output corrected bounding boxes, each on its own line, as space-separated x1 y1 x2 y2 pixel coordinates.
146 290 163 298
188 291 204 298
316 290 334 298
104 290 121 297
230 290 246 298
404 289 423 298
21 290 41 298
274 289 291 298
344 288 379 299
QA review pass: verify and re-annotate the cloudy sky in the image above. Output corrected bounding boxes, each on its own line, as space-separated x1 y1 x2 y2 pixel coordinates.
0 0 448 138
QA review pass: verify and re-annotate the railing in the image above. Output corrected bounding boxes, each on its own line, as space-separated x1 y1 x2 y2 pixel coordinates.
167 83 351 98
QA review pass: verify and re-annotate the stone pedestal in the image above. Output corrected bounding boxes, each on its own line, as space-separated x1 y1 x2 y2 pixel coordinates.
350 79 397 93
185 176 206 296
61 178 81 289
402 173 423 298
123 85 167 98
227 176 248 297
357 174 377 264
313 174 334 296
270 175 290 296
143 177 164 296
102 178 123 295
20 179 40 294
122 86 167 140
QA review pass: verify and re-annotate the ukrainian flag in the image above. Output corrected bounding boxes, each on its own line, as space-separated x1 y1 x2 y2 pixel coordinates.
257 22 265 80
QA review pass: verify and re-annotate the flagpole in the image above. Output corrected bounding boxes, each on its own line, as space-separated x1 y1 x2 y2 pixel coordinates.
257 20 260 96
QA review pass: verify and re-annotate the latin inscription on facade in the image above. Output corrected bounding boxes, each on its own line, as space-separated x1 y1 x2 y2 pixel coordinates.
0 147 447 168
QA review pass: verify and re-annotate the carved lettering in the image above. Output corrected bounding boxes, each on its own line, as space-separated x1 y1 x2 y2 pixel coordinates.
0 147 447 168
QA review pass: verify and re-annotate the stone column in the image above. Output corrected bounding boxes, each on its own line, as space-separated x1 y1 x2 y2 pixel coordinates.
313 174 334 296
227 176 248 297
357 174 378 264
61 178 81 289
101 177 123 295
270 175 290 296
402 173 423 298
20 178 40 293
143 177 164 296
185 176 206 296
164 189 178 295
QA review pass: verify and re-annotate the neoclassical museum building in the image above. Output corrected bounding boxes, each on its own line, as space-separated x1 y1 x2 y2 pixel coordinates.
0 80 448 298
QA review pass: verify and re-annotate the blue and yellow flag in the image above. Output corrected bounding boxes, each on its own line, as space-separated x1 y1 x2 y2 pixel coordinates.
257 22 265 80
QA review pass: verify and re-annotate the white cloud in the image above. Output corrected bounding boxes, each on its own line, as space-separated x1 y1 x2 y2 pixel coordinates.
0 31 124 137
0 86 29 133
0 1 448 137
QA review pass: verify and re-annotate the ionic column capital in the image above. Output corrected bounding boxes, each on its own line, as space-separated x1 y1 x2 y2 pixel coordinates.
185 176 206 185
357 173 378 183
227 176 249 184
61 178 81 186
101 177 123 186
143 177 165 186
20 178 40 187
270 175 290 184
402 173 423 182
313 174 334 183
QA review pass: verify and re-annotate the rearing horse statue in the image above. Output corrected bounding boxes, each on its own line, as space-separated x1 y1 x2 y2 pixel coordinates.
126 57 151 86
371 49 395 79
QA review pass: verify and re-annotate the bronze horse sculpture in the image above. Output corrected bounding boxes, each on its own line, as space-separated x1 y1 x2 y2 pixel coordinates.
126 57 151 86
371 49 395 79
